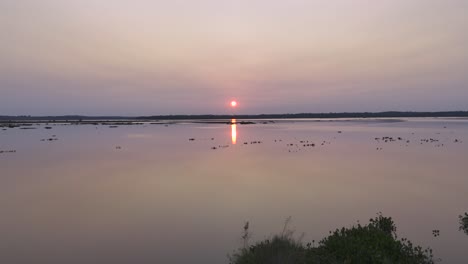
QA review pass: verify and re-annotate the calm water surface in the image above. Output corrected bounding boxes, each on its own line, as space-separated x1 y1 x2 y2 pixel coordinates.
1 118 467 263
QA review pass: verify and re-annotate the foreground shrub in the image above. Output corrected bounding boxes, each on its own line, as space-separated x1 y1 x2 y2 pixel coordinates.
229 214 434 264
229 218 308 264
229 235 307 264
317 213 433 264
460 212 468 235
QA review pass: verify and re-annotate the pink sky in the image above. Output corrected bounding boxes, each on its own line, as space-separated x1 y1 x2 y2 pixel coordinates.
1 0 467 115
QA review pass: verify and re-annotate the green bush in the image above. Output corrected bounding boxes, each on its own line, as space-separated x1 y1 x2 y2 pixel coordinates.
317 213 433 264
229 214 434 264
460 213 468 235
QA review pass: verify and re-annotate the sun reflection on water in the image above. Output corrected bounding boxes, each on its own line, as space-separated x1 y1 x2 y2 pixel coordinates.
231 119 237 145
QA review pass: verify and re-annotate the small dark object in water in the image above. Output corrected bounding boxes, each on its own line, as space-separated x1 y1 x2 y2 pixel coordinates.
432 230 440 237
211 147 217 150
109 126 118 128
45 127 52 129
116 146 122 150
0 150 16 154
189 138 195 141
337 131 342 133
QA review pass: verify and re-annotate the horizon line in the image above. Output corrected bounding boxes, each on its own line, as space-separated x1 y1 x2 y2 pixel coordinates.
1 110 468 120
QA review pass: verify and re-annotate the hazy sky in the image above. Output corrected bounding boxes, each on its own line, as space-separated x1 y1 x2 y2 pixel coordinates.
1 0 468 115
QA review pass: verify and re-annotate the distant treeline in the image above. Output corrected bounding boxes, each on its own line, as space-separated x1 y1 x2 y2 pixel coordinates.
139 111 468 120
0 115 132 121
1 111 468 121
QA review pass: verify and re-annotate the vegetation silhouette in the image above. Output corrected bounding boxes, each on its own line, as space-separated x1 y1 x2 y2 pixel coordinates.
138 111 468 120
460 213 468 235
2 111 468 122
229 213 434 264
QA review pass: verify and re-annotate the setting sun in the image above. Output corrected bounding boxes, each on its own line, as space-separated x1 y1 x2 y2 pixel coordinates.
230 101 237 107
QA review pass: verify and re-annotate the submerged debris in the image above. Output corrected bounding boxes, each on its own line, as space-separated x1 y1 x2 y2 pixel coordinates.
41 137 58 141
0 150 16 154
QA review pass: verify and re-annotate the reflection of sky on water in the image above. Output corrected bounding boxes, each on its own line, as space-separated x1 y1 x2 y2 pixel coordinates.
127 133 154 139
1 118 468 263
